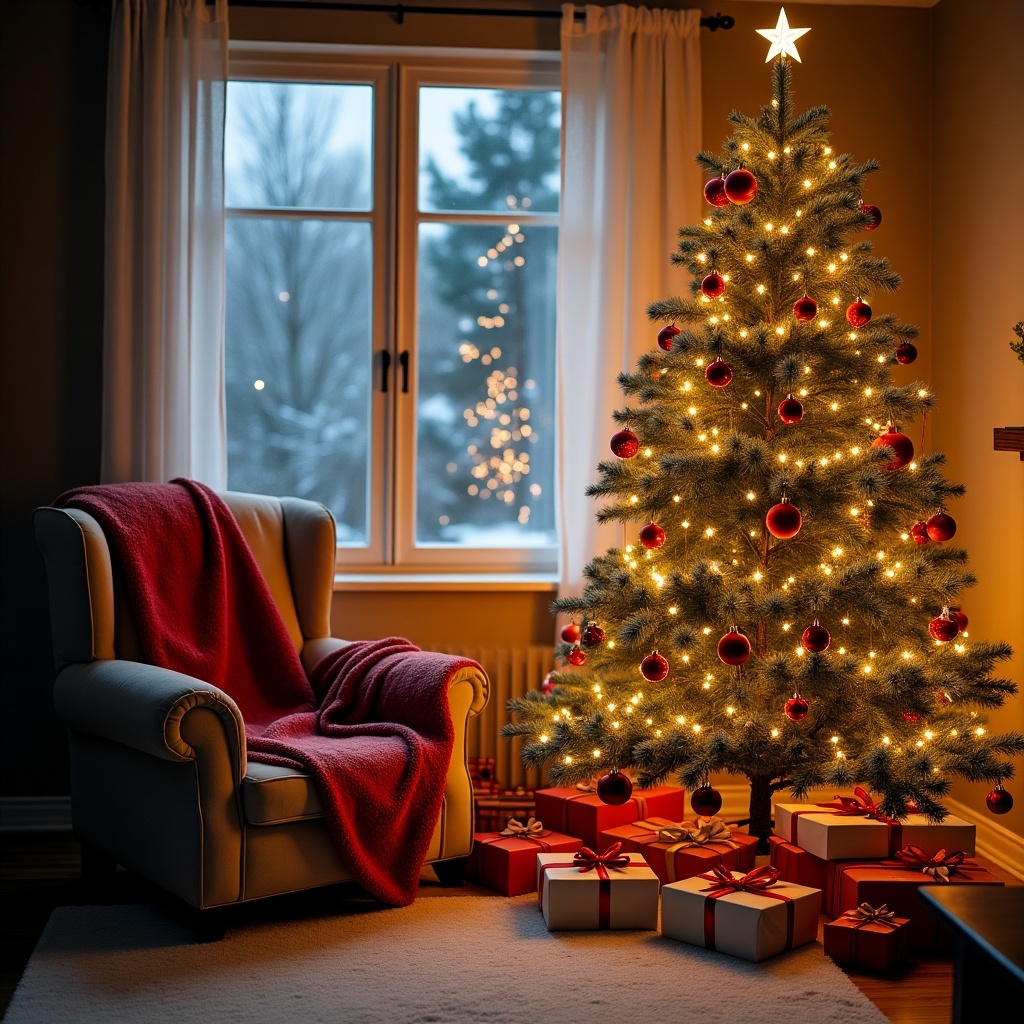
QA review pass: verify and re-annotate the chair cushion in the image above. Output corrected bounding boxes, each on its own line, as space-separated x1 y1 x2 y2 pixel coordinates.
242 762 324 825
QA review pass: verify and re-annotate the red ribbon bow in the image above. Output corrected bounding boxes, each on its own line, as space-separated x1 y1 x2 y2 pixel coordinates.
697 864 795 952
573 843 631 873
698 863 782 894
817 786 896 824
894 845 966 880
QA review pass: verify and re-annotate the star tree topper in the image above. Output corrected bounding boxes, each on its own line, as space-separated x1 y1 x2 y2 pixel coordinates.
756 7 811 63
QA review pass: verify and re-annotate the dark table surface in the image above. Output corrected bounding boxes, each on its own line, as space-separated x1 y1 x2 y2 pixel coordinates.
918 883 1024 980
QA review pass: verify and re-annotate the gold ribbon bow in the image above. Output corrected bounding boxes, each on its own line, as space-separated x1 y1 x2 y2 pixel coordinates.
657 816 736 847
845 902 896 925
500 816 547 839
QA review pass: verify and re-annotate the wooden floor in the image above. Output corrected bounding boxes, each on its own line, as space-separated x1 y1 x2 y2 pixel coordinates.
1 830 1018 1022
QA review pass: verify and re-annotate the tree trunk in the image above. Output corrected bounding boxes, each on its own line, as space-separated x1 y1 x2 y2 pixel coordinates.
747 774 774 854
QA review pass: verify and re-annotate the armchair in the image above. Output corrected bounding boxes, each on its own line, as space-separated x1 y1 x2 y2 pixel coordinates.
34 488 489 938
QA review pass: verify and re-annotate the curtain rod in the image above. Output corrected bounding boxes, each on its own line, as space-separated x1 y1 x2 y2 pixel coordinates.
214 2 735 31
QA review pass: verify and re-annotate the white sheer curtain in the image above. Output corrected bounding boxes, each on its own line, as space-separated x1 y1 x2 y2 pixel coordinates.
556 3 703 607
102 0 229 486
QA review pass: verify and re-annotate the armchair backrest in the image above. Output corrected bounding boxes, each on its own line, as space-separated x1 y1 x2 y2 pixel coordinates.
34 489 337 672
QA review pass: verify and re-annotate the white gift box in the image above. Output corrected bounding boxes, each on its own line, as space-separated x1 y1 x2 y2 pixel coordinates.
661 870 821 962
774 802 976 861
536 851 660 931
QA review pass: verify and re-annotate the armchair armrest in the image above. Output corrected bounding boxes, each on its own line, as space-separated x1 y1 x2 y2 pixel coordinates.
53 660 247 783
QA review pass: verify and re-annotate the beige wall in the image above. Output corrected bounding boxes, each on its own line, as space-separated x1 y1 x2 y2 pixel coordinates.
3 1 1020 845
930 0 1024 837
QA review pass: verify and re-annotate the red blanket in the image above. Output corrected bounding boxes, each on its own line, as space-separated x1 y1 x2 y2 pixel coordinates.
55 478 473 906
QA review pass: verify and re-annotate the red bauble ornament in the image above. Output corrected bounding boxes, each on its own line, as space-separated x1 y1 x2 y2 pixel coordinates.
610 428 640 459
560 622 580 644
860 204 882 230
846 300 872 328
910 521 930 545
951 609 968 632
717 631 751 666
724 167 757 204
657 323 681 351
704 176 729 207
597 770 633 806
926 511 957 542
793 295 818 322
701 272 726 299
802 622 831 653
766 500 802 540
902 711 921 723
986 784 1014 815
777 396 804 424
639 522 666 549
705 358 733 388
929 613 960 642
566 645 586 666
581 621 605 647
784 695 809 721
640 651 669 681
690 784 723 818
541 672 556 695
873 428 914 470
895 342 918 364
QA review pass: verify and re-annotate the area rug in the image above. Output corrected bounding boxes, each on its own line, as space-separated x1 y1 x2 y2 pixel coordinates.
2 895 888 1024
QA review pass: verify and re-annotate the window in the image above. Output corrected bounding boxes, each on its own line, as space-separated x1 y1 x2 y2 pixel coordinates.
224 46 560 573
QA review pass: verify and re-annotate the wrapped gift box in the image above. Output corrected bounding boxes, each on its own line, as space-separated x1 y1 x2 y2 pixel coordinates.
661 866 820 962
775 801 976 861
827 854 1004 950
768 835 827 895
534 784 686 849
466 821 581 896
474 789 536 833
537 849 659 930
600 817 758 886
823 906 911 973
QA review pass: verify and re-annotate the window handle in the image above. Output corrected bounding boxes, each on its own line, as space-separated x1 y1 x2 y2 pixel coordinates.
380 349 391 393
399 350 410 393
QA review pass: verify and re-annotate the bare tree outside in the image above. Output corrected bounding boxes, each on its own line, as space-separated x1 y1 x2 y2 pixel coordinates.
223 79 561 556
225 82 373 543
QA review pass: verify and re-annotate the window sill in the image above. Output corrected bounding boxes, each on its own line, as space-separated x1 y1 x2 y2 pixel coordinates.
333 572 559 592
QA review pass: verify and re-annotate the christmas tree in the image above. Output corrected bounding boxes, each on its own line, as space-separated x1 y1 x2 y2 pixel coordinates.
504 20 1024 853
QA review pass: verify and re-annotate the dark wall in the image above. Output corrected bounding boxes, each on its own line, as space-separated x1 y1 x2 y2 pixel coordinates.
0 0 108 798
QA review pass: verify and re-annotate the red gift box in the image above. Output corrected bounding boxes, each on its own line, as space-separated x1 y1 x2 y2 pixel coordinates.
827 847 1004 951
768 835 828 895
823 904 911 973
601 817 758 886
466 819 581 896
534 785 686 849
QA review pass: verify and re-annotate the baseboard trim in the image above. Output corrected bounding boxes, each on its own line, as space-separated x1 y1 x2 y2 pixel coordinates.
0 796 72 833
717 784 1024 881
3 790 1023 881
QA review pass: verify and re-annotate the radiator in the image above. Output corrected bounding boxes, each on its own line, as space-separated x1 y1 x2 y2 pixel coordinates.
427 644 556 792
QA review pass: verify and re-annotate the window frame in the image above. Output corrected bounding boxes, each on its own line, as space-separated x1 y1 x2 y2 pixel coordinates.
227 42 561 576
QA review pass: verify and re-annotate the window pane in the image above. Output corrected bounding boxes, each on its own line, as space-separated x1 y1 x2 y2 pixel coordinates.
415 222 558 548
418 88 560 213
226 81 373 211
225 217 373 544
